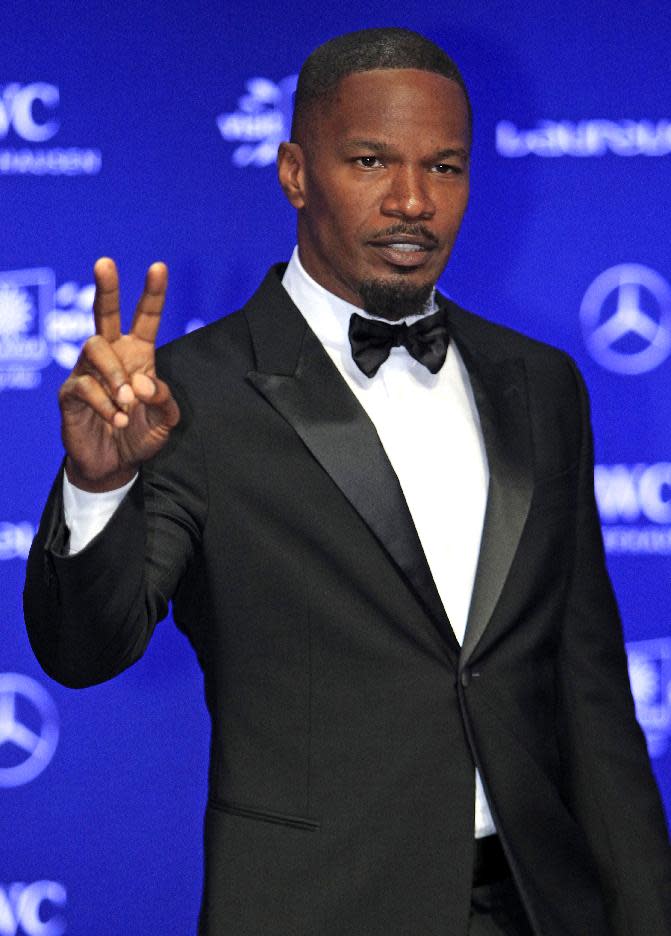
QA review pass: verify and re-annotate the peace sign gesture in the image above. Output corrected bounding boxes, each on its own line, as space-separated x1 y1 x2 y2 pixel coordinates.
59 258 180 492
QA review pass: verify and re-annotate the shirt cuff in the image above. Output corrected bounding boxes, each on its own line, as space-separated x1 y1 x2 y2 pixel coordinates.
62 471 138 555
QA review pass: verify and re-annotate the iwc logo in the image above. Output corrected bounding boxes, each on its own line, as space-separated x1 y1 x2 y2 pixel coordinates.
0 673 59 788
596 462 671 555
216 74 298 167
0 269 94 390
627 637 671 759
0 82 101 176
580 264 671 375
0 881 67 936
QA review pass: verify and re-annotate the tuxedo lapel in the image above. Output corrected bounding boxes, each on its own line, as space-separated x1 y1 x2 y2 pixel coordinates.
244 268 457 655
449 316 534 668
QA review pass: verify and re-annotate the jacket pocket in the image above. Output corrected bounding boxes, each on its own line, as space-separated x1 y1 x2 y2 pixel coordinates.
208 796 320 831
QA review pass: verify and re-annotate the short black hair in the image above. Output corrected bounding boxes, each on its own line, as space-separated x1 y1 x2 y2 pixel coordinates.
291 27 471 141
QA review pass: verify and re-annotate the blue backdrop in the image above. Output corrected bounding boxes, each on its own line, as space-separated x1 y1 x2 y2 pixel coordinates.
2 2 670 933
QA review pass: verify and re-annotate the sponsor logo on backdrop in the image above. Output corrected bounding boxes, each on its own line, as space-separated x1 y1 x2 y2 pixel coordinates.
0 268 53 387
47 280 96 370
0 674 59 788
217 74 298 167
0 269 94 389
0 82 101 176
0 523 35 560
0 881 66 936
496 119 671 157
596 462 671 554
627 637 671 759
580 264 671 375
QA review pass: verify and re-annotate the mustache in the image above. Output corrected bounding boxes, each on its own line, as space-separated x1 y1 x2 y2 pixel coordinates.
367 223 439 245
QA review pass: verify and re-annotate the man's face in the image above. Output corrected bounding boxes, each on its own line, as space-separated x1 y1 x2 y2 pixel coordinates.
278 68 470 319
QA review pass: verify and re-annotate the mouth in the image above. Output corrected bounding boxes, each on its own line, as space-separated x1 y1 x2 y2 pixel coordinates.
367 234 437 269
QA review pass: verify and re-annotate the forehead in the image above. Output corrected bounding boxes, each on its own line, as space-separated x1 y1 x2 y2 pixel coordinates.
316 68 470 147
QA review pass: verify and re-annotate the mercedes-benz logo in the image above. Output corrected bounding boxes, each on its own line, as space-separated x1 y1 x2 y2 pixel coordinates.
580 263 671 374
0 673 59 787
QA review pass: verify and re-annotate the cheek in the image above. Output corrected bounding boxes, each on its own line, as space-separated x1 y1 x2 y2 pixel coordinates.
306 182 353 231
450 187 470 224
317 203 369 248
303 173 387 254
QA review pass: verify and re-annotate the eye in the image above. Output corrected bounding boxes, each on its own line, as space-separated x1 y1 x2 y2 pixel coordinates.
354 155 383 168
432 162 462 174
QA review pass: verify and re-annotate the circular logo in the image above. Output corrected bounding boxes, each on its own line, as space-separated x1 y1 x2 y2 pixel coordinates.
0 673 59 787
580 264 671 374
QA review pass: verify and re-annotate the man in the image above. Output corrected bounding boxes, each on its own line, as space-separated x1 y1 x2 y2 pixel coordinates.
24 27 671 936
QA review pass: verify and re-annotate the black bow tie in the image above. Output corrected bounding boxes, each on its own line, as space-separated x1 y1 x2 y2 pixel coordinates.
348 307 450 378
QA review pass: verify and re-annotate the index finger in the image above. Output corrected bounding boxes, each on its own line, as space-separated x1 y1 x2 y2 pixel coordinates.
93 257 122 342
130 261 168 344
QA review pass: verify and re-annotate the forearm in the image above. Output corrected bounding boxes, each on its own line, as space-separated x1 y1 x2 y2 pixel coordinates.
24 356 207 688
24 469 160 687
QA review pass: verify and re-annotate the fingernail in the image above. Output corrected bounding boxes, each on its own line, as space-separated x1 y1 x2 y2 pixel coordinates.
133 373 156 397
117 383 134 404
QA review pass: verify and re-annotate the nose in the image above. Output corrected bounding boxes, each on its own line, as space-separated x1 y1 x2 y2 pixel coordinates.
380 164 435 220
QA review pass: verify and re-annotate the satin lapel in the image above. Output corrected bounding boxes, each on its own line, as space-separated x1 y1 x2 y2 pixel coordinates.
244 269 457 654
451 325 534 668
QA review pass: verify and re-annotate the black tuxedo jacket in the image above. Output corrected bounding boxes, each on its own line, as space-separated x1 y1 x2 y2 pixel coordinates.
25 266 671 935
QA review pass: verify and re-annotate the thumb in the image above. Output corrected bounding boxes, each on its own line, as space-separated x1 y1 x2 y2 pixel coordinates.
133 374 180 430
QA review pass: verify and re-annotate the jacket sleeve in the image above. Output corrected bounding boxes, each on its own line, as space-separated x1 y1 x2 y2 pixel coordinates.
23 363 208 689
556 356 671 935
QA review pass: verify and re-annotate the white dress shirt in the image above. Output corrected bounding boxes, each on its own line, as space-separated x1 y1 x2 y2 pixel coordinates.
63 246 496 836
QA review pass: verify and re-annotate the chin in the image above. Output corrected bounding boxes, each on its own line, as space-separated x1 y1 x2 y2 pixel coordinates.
357 276 435 322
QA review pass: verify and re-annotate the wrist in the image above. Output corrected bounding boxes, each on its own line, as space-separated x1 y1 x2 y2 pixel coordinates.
64 457 137 493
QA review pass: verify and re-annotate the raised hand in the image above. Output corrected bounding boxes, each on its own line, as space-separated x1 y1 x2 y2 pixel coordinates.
59 258 180 492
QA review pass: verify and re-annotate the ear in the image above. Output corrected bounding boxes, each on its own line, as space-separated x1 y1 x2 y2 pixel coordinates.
277 142 306 209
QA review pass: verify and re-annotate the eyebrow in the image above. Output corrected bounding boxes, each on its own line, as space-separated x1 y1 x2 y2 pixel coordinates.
343 139 469 161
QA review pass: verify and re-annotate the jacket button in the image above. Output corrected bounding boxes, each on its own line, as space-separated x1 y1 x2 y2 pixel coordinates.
460 669 471 688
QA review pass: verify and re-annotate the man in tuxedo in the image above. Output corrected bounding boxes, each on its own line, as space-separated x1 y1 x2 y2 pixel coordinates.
24 27 671 936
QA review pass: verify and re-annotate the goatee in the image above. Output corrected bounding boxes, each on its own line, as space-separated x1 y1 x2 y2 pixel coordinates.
358 278 435 322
